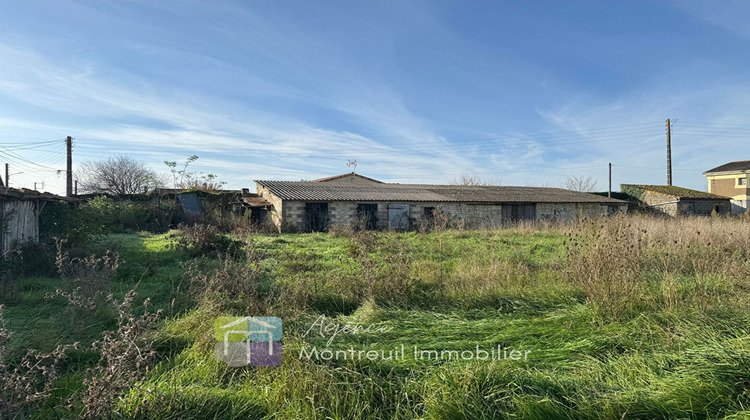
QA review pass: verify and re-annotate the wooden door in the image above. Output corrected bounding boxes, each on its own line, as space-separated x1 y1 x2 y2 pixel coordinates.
305 203 329 232
502 204 536 223
388 203 410 230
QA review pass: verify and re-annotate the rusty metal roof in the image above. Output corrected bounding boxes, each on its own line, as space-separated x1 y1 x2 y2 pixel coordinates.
254 180 625 204
704 160 750 174
242 196 272 207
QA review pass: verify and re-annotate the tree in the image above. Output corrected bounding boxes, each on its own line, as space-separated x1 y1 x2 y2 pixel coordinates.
77 156 162 195
451 174 502 186
563 175 598 192
164 155 225 192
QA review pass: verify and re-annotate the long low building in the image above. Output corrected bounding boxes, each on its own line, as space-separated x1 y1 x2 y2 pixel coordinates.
246 173 627 232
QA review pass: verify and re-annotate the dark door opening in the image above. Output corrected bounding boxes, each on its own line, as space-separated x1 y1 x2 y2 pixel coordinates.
249 207 267 224
305 203 329 232
502 203 536 223
356 203 378 230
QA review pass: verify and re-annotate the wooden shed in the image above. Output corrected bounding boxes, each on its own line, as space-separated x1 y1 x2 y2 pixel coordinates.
0 187 78 256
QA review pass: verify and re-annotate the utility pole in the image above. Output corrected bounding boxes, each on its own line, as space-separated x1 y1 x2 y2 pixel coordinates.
666 119 672 186
66 136 73 196
74 180 78 195
608 163 612 198
5 164 8 188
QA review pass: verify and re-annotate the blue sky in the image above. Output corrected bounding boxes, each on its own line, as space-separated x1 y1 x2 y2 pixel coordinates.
1 1 749 194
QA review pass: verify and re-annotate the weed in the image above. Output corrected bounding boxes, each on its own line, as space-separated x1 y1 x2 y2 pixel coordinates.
70 291 162 419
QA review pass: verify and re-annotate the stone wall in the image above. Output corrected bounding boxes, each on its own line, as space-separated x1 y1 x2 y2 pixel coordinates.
256 184 284 231
269 199 624 232
537 202 624 221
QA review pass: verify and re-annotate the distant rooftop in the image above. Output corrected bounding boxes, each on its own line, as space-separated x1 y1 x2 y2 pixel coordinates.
621 184 727 199
312 172 383 183
704 160 750 174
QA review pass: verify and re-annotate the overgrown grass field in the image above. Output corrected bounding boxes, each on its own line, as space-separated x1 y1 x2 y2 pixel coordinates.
2 216 750 419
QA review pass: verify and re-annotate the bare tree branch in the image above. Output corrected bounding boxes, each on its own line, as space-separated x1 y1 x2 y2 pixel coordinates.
450 174 502 186
76 156 163 195
562 175 598 192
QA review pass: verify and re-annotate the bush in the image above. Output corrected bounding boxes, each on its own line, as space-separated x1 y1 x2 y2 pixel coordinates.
40 196 181 247
172 224 244 258
40 201 107 246
0 242 57 294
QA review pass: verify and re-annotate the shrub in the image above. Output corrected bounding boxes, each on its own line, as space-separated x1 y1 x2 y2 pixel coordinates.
172 223 244 258
0 242 56 295
40 200 108 246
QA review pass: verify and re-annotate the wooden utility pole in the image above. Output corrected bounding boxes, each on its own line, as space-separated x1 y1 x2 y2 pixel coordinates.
66 136 73 196
608 163 612 198
666 119 672 186
5 163 8 188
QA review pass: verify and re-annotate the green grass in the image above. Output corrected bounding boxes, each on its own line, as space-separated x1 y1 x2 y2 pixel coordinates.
4 227 750 419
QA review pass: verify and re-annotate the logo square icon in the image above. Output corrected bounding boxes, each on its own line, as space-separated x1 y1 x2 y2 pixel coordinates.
214 316 282 367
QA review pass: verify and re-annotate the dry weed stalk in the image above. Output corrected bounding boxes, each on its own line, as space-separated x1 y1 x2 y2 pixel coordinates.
72 291 162 419
0 306 79 419
567 215 750 318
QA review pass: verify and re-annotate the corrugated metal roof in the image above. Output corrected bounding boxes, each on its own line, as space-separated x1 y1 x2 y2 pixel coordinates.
255 181 625 204
704 161 750 174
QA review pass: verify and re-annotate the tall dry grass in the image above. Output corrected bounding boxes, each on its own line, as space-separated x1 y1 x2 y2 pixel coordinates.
566 215 750 318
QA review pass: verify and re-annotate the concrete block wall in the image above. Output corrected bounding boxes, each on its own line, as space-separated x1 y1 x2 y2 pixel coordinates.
642 191 677 206
537 202 619 221
646 198 730 217
268 200 625 232
677 200 731 216
280 201 306 232
649 202 678 217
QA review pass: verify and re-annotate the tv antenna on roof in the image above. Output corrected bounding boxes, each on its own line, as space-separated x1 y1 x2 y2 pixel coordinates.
346 159 357 173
